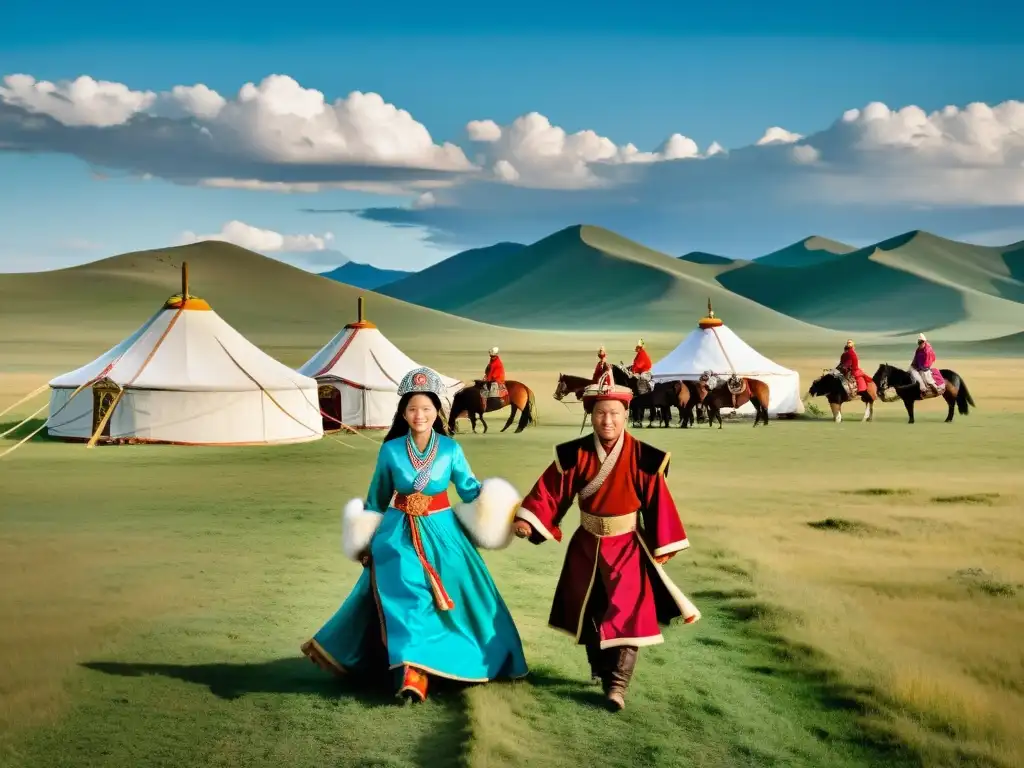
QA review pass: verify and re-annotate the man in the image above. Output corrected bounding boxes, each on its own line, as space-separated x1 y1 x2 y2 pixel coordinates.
513 374 700 712
483 346 506 399
628 339 652 375
591 346 610 383
910 333 944 395
838 339 868 395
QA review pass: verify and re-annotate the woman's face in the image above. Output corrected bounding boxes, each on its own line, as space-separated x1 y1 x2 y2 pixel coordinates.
404 394 437 434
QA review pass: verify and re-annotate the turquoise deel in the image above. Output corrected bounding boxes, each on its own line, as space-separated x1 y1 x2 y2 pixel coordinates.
311 433 528 681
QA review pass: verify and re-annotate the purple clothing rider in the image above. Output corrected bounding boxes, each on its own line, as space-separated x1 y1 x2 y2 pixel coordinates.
911 334 944 390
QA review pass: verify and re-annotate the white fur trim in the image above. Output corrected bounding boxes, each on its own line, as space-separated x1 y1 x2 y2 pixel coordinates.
455 477 520 550
340 497 383 562
515 506 556 541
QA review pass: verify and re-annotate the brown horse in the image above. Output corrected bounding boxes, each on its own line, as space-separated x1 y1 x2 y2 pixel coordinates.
553 373 592 402
669 380 706 428
448 379 537 434
872 364 974 424
807 369 878 423
697 375 770 428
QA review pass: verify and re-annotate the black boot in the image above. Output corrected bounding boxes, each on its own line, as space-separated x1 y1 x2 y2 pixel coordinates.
602 646 638 711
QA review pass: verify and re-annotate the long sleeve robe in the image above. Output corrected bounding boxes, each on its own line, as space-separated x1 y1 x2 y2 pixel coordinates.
484 357 506 383
516 431 698 648
838 348 868 391
630 348 653 374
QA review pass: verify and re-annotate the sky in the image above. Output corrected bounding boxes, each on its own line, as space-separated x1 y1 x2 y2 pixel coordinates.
1 0 1022 274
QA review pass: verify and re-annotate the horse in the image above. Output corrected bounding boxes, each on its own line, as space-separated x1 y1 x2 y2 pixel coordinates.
630 381 683 427
807 368 878 423
448 379 537 434
871 364 974 424
671 380 707 428
609 364 656 426
553 373 592 403
697 375 771 428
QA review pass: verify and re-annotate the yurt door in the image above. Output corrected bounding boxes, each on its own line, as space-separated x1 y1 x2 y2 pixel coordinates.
92 382 119 438
319 383 342 432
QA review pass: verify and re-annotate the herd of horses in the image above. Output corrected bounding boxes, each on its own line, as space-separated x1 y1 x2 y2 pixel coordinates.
447 362 975 434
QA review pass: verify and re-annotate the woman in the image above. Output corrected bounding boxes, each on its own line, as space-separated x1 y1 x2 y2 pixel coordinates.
301 367 528 703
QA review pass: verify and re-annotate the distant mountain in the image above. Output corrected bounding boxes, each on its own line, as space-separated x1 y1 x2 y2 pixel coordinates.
319 260 412 290
754 236 857 267
381 224 834 340
379 242 527 306
679 251 736 265
716 230 1024 340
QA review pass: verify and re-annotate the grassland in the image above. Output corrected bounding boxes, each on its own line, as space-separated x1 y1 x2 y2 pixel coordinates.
1 239 1023 766
3 348 1024 767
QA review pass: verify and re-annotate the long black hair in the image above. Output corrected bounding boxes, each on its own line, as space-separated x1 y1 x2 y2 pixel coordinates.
383 391 451 443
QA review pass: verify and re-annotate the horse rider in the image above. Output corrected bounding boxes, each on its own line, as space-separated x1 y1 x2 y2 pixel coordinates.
909 333 944 394
592 346 610 383
627 339 653 376
838 339 868 394
483 346 506 399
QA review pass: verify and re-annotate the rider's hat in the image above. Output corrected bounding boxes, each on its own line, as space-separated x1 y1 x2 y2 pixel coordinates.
488 346 499 355
581 371 633 413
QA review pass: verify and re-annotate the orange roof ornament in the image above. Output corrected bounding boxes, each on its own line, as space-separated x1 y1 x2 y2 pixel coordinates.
164 260 211 310
345 294 377 329
698 297 723 329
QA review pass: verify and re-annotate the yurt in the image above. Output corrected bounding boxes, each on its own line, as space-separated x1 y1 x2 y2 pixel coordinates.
46 263 324 445
650 300 804 417
299 297 464 430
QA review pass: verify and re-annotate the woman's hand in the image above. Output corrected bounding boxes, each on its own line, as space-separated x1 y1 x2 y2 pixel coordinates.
513 520 533 539
654 553 673 565
359 552 372 567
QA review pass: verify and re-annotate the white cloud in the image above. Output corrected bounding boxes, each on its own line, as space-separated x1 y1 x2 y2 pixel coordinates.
178 220 334 253
467 119 502 142
756 126 803 145
462 112 711 189
0 72 474 187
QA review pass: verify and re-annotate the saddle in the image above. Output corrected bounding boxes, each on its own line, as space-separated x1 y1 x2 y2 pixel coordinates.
830 368 858 399
635 371 653 395
480 382 509 409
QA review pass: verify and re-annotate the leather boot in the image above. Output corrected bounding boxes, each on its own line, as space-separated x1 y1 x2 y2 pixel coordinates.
396 665 428 704
602 646 638 711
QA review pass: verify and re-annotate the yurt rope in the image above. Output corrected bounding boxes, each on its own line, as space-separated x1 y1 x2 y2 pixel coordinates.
214 338 359 449
0 402 48 440
0 384 49 420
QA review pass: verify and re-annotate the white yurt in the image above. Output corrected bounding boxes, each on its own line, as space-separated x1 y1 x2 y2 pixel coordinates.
47 264 324 445
650 301 804 417
298 296 464 430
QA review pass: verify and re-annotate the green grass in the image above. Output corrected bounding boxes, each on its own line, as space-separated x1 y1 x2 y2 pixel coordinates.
2 390 1023 767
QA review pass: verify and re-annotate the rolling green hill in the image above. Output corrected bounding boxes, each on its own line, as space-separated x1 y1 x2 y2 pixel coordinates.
678 251 737 266
380 242 526 306
0 242 533 373
381 224 840 342
319 261 411 290
755 236 857 267
717 231 1024 342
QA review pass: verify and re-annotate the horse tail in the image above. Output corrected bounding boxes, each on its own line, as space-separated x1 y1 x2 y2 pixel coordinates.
956 376 975 414
525 385 538 426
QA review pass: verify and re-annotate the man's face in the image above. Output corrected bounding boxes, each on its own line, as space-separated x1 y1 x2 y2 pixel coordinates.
591 400 626 442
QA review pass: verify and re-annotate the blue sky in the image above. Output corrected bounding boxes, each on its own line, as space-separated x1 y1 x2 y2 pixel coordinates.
1 1 1021 273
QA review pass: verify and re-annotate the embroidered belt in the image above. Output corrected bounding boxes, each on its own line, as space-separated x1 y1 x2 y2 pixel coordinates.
390 491 455 611
580 510 638 537
392 491 451 516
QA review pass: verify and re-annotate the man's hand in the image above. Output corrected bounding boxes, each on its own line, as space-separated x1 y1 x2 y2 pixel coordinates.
513 520 533 539
654 553 674 565
359 552 371 567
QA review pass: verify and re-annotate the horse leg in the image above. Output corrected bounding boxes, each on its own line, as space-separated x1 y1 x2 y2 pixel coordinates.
830 401 842 423
515 398 531 432
905 397 915 424
501 405 517 432
945 390 956 422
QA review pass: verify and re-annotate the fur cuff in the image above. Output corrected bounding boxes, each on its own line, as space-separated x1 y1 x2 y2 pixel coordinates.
455 477 521 550
341 497 383 561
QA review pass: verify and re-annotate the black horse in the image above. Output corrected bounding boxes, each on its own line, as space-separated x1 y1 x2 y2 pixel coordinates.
872 363 975 424
609 364 674 427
